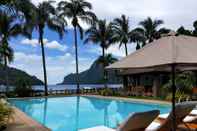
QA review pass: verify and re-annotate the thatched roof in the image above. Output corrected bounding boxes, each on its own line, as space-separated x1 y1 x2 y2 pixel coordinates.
107 35 197 74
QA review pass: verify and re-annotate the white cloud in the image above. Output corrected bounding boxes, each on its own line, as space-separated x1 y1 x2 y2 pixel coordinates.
31 0 197 30
87 43 136 58
21 39 39 47
106 43 136 57
45 41 67 51
21 38 67 51
11 52 94 84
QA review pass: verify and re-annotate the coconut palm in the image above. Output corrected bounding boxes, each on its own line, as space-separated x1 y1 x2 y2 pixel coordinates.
138 17 164 44
111 15 132 56
130 28 146 50
57 0 97 93
85 20 115 62
96 54 118 67
30 1 66 96
0 11 24 93
84 20 115 82
0 0 36 32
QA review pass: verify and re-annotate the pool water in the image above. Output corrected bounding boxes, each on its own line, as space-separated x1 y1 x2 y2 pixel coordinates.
9 96 170 131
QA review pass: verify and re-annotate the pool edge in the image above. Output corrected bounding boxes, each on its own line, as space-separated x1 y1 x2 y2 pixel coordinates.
8 106 51 131
82 95 171 106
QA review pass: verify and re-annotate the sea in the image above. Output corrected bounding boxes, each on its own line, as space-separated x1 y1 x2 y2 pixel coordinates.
0 84 123 92
33 84 123 91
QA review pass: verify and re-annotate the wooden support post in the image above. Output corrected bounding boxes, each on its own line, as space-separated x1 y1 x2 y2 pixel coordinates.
153 74 160 97
123 75 128 90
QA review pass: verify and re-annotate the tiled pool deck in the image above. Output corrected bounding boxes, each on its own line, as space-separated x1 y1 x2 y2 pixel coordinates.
6 107 50 131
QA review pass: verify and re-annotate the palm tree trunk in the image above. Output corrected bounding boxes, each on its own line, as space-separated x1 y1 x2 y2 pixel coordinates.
4 55 9 94
102 47 105 60
124 43 128 56
39 28 48 96
102 47 107 87
74 26 80 94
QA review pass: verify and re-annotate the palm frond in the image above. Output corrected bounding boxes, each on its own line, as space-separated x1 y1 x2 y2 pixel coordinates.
9 24 23 37
47 16 66 39
77 23 84 39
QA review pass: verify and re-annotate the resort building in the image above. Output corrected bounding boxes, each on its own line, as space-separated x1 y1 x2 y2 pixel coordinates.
107 34 197 99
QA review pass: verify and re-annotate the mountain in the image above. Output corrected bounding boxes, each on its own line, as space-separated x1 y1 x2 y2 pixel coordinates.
0 64 43 85
61 60 122 84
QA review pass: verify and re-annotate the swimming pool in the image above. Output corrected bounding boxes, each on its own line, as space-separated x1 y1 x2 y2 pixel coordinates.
9 96 170 131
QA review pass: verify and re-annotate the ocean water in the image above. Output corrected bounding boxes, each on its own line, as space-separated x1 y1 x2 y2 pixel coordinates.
32 84 123 91
9 96 170 131
0 84 123 92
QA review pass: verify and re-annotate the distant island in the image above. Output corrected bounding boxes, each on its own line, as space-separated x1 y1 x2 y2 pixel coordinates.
60 60 122 84
0 64 43 85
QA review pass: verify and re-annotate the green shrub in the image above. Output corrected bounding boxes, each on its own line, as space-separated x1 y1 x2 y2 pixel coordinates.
0 100 12 130
163 71 194 99
100 88 113 96
14 78 33 97
165 90 190 102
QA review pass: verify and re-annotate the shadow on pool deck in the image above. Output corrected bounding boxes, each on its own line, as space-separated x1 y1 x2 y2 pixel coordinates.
5 107 50 131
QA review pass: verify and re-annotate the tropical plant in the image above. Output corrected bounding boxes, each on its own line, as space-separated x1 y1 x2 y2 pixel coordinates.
138 17 165 44
0 43 14 93
130 28 146 50
177 26 192 36
85 20 115 82
111 15 132 56
96 54 118 83
0 11 25 94
0 0 36 34
0 100 12 130
85 20 115 61
14 78 33 97
96 54 118 67
29 1 66 96
57 0 97 93
163 71 195 100
99 88 113 96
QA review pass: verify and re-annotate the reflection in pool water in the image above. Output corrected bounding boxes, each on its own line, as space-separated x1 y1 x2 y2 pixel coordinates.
9 96 170 131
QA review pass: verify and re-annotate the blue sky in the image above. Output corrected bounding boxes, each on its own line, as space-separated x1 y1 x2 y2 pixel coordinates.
9 0 197 84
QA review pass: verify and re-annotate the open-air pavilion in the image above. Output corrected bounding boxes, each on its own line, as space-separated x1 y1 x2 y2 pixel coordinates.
107 34 197 130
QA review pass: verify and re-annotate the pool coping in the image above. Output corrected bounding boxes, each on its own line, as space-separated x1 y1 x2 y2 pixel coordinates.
82 95 171 106
6 106 51 131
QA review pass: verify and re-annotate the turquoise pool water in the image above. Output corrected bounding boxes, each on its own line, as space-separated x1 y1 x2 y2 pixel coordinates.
9 96 170 131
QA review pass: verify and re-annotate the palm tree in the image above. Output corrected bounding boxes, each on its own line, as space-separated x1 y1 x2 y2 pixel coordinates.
111 15 132 56
57 0 97 93
0 43 14 93
0 11 24 93
84 20 115 83
30 1 66 96
0 0 36 31
130 28 146 50
96 54 118 67
138 17 164 44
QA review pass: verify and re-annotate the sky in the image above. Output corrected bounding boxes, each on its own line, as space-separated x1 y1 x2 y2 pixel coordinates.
9 0 197 84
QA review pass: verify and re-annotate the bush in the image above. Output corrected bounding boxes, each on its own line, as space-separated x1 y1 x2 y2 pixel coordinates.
165 90 190 102
99 88 113 96
14 78 33 97
163 71 194 99
0 100 12 130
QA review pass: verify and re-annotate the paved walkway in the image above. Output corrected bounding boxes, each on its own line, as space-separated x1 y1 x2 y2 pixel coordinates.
5 107 50 131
